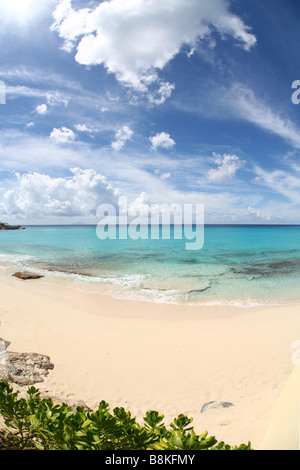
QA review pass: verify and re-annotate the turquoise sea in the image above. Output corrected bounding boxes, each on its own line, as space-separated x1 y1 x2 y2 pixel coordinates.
0 225 300 306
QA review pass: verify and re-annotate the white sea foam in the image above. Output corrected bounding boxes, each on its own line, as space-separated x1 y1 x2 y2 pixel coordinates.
0 253 36 267
19 261 298 309
39 266 147 290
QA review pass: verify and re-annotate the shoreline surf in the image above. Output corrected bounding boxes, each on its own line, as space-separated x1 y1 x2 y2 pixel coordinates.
1 224 300 307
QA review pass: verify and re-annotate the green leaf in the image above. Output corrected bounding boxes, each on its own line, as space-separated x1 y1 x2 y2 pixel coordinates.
0 380 253 451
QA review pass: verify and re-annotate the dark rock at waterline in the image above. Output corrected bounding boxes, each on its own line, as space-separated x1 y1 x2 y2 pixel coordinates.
0 222 22 230
231 258 300 279
45 267 94 277
13 272 44 280
188 284 211 294
201 401 234 413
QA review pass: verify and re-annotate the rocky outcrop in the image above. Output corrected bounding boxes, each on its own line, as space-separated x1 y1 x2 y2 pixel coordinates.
45 267 93 277
0 222 21 230
0 338 54 386
12 272 44 280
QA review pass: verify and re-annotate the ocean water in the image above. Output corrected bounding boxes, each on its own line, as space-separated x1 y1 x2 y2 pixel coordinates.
0 225 300 306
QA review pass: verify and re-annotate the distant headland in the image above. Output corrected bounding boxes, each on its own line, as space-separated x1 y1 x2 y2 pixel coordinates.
0 222 22 230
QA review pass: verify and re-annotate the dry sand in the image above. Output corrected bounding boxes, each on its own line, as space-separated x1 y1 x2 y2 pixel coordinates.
0 269 300 449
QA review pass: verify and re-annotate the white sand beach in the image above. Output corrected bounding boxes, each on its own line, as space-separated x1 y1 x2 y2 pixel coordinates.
1 270 300 449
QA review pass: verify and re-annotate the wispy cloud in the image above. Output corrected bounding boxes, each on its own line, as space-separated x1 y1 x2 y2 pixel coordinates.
160 172 171 180
3 67 122 117
0 129 85 172
248 206 271 221
175 81 300 151
222 83 300 149
254 165 300 205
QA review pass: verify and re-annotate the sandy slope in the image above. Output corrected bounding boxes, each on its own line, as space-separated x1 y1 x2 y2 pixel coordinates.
0 271 300 449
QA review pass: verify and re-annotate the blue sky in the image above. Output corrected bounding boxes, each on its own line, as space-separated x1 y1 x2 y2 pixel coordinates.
1 0 300 224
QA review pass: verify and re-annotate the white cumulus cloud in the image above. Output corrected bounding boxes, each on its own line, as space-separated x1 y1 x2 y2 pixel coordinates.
74 124 90 132
207 152 244 182
111 125 133 151
50 126 76 144
35 103 48 115
74 123 96 135
150 132 176 150
0 168 120 218
51 0 256 102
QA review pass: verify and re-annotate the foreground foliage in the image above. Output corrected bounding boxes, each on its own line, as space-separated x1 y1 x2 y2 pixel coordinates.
0 380 251 450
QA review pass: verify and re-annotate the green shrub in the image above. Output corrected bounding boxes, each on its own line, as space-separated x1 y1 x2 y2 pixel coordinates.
0 380 251 450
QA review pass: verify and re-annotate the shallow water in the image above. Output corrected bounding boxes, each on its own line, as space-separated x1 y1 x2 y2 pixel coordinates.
0 225 300 306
